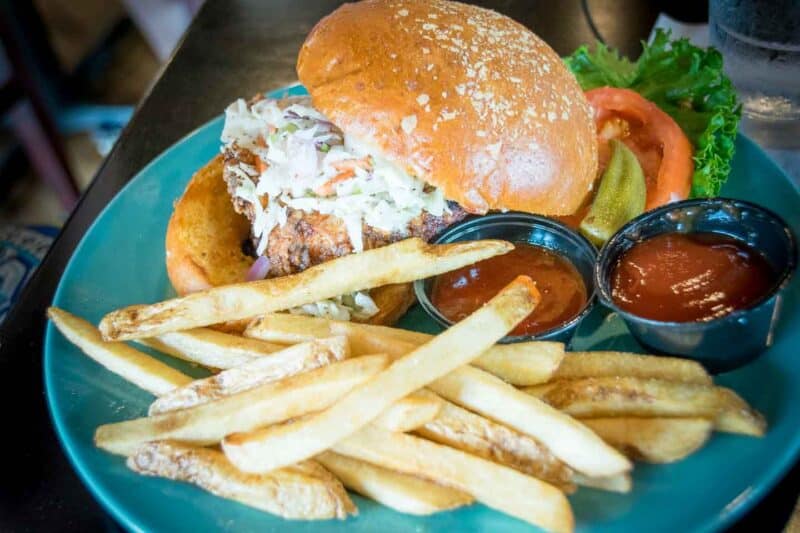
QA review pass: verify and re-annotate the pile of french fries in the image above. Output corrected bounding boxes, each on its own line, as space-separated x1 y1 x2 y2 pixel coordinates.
49 238 765 533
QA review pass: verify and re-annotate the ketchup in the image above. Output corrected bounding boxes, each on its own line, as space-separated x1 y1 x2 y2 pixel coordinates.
610 232 776 322
430 243 588 336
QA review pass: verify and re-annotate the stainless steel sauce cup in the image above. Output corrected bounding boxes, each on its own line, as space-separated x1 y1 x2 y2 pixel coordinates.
415 213 597 344
596 198 797 373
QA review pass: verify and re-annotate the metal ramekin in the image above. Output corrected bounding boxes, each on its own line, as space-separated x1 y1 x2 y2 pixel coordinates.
595 198 797 373
414 213 597 344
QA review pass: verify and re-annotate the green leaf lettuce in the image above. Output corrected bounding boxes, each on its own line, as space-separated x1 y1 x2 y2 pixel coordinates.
565 29 741 197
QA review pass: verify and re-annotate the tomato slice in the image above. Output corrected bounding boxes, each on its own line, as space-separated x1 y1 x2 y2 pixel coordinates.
585 87 693 211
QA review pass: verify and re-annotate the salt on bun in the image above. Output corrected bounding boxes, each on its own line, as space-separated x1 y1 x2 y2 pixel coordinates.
165 156 415 325
297 0 598 215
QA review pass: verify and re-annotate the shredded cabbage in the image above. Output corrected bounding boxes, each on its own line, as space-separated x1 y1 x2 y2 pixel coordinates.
221 98 448 254
288 290 380 321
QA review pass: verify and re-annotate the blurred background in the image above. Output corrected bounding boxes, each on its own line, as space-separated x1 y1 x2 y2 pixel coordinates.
0 0 202 229
0 0 201 321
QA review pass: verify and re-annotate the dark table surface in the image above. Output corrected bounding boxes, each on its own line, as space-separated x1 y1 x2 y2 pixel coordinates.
1 0 797 531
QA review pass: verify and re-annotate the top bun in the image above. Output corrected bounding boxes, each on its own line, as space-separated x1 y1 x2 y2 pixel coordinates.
297 0 598 215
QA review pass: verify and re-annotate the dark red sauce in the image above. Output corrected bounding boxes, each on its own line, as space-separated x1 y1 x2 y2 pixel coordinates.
430 243 588 336
610 232 776 322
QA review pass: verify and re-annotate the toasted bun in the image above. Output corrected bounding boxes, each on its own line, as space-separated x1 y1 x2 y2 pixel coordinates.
165 156 414 325
166 155 254 295
297 0 598 215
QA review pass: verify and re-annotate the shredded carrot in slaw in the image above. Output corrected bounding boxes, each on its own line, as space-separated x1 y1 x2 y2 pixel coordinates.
314 156 373 196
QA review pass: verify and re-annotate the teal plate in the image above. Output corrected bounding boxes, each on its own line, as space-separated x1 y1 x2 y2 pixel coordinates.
45 85 800 533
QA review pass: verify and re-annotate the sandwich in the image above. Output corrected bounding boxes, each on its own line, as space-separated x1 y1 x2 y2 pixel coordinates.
164 0 598 325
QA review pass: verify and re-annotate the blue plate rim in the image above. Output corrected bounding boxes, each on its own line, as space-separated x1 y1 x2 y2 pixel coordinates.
43 111 231 533
43 84 800 533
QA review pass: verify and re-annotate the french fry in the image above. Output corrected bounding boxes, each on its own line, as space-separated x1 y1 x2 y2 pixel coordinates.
136 328 286 369
246 313 565 386
128 441 355 519
272 392 442 435
48 307 192 396
95 355 389 456
333 424 574 533
372 391 443 432
524 377 766 436
415 396 576 491
317 451 473 515
580 417 714 463
99 238 513 341
418 391 630 493
429 365 631 478
474 342 564 386
247 313 348 345
223 277 540 473
571 472 632 493
148 337 349 414
714 388 767 436
245 313 430 355
553 351 711 384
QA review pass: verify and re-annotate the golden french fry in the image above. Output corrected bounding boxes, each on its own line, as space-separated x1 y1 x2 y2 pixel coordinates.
417 396 631 493
580 417 713 463
416 396 576 491
148 337 349 414
473 342 564 386
99 238 513 341
571 472 632 493
128 441 355 519
429 365 631 478
525 377 766 436
333 425 574 533
223 277 540 473
246 313 430 356
714 388 767 436
279 392 441 435
372 391 443 433
247 313 348 345
136 328 286 369
48 307 192 396
553 351 711 384
246 313 565 386
317 451 473 515
95 355 389 456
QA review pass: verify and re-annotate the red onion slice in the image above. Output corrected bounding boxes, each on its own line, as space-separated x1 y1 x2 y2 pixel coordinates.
246 255 271 281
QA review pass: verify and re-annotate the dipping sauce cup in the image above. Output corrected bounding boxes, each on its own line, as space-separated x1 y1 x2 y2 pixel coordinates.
415 213 597 343
596 198 797 372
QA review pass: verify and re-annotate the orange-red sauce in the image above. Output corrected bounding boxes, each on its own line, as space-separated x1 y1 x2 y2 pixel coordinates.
611 232 776 322
430 243 588 336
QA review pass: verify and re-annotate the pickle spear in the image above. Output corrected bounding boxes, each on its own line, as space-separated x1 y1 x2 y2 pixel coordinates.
580 140 646 246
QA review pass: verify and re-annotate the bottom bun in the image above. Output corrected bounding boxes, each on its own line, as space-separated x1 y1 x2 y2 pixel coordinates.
361 283 416 326
165 156 415 326
166 155 254 295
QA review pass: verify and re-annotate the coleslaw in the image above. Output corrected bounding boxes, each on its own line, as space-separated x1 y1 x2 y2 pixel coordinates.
221 98 448 256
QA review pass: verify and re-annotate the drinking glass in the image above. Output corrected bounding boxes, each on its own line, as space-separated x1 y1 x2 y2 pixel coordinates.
710 0 800 148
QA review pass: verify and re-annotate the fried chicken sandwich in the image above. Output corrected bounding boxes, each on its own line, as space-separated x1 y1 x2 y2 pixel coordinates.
164 0 598 325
